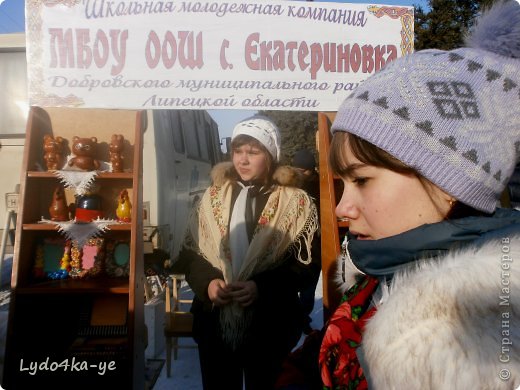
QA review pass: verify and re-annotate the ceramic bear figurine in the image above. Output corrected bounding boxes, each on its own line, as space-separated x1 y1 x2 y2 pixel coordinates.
49 186 69 221
109 134 125 173
116 189 132 222
43 134 65 171
68 136 100 171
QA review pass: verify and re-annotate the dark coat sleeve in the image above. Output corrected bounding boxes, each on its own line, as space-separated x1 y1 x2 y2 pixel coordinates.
171 246 223 305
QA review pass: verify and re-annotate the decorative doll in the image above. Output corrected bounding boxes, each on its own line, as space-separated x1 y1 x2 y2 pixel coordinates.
43 134 65 171
75 192 103 223
116 189 132 222
109 134 125 173
48 185 69 221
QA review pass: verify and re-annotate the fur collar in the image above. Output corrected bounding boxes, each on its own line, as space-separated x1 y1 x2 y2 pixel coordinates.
210 161 303 188
362 235 520 389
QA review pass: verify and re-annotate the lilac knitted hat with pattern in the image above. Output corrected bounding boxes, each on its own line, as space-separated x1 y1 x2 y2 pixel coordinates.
331 0 520 213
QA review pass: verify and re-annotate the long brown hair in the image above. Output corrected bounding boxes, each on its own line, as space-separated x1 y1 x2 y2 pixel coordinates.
329 131 488 219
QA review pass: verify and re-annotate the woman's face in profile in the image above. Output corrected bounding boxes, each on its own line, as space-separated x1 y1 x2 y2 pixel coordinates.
232 143 269 182
335 140 451 240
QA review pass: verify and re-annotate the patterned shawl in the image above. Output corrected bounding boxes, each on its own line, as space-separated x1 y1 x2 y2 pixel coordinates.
184 180 318 346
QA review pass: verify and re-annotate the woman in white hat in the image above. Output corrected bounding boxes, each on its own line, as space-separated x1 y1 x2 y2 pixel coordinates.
175 115 318 389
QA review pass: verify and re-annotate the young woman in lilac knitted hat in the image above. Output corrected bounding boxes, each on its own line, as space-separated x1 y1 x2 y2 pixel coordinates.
320 1 520 389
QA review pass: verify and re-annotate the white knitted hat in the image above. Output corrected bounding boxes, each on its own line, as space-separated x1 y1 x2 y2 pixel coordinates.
232 115 281 162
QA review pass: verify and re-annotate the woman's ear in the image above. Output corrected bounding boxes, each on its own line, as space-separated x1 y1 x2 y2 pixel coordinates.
435 186 456 216
420 177 455 218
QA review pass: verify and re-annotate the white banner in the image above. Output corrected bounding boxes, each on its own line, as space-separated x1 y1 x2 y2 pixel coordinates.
26 0 413 111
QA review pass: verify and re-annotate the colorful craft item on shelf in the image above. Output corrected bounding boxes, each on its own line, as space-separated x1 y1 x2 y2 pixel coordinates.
116 189 132 222
60 241 72 272
105 240 130 277
75 193 103 223
43 134 65 171
68 136 100 171
109 134 125 173
33 238 71 280
49 185 70 221
69 242 86 278
69 238 104 279
47 269 69 280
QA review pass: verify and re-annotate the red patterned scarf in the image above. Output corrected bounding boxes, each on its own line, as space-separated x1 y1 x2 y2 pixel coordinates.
319 276 379 389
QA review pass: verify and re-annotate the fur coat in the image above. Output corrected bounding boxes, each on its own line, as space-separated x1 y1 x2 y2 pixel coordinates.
210 161 304 188
358 235 520 389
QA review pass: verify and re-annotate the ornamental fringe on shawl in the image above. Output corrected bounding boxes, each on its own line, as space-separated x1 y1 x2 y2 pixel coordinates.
183 181 319 348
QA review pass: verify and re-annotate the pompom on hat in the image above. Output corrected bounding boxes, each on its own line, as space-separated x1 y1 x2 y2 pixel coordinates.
331 0 520 213
232 115 281 162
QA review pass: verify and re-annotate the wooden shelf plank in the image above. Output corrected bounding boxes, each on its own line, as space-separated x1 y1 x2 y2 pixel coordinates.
22 223 60 231
27 171 133 179
23 223 131 231
15 278 130 294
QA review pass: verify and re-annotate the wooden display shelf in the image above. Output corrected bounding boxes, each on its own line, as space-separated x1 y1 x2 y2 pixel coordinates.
16 278 130 294
3 107 145 390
